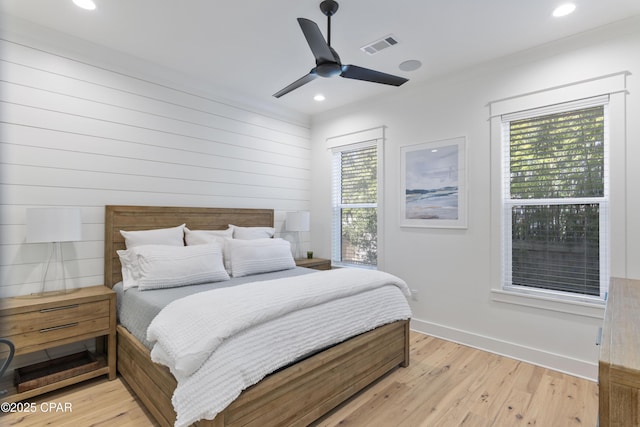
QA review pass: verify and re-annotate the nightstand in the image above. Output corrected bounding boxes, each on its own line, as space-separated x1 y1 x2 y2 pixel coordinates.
295 257 332 270
0 285 116 403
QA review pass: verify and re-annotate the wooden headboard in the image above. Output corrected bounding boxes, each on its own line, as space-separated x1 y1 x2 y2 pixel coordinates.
104 205 275 288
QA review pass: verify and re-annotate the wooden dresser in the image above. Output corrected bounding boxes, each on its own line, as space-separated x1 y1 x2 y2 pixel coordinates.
599 277 640 426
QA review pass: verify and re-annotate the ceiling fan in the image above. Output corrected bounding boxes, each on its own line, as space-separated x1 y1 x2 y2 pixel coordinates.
273 0 409 98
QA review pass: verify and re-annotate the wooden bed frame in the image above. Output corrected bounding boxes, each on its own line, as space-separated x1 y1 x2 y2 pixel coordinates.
104 205 410 427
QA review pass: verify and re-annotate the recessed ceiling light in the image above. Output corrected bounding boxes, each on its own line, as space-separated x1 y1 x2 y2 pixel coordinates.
73 0 96 10
314 94 325 102
399 60 422 72
553 3 576 17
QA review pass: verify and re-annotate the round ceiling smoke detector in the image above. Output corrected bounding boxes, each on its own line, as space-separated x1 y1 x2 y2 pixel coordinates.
399 60 422 72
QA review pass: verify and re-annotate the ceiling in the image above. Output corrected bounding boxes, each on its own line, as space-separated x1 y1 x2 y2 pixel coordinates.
2 0 640 117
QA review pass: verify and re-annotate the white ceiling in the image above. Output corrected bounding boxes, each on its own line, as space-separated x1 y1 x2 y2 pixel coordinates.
2 0 640 117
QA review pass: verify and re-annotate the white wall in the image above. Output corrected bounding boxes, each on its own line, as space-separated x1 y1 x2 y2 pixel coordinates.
310 17 640 380
0 21 311 297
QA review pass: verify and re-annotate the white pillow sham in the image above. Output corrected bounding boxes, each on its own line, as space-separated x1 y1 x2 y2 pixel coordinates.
118 243 229 290
226 238 295 277
185 227 234 272
117 247 143 291
229 224 275 240
120 224 185 248
184 226 233 245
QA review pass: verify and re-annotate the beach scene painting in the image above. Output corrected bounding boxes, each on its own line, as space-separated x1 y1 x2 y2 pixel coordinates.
400 137 467 228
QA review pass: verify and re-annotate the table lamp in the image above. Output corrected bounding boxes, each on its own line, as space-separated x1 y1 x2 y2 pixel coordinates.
26 208 82 295
286 211 310 259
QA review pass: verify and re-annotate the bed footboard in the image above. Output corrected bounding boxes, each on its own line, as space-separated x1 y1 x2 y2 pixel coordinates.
117 319 410 427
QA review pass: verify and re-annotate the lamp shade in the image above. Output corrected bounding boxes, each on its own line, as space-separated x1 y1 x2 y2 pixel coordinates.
26 208 82 243
286 211 310 232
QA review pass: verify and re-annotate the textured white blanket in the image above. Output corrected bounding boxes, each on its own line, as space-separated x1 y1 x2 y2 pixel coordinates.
146 268 412 427
147 268 410 378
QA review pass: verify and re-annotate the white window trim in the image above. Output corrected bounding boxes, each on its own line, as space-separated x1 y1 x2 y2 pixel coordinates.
488 73 627 317
489 288 606 319
328 127 385 270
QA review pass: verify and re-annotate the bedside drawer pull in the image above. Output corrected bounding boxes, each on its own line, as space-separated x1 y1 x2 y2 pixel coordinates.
40 304 79 313
39 322 79 333
40 304 80 313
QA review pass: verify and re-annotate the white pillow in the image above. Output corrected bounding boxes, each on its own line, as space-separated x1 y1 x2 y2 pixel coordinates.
119 243 229 290
117 247 143 291
184 226 233 245
185 227 234 272
120 224 185 248
227 238 295 277
230 224 275 240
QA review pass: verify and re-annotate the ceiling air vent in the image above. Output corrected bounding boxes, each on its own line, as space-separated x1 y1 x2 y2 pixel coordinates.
360 35 398 55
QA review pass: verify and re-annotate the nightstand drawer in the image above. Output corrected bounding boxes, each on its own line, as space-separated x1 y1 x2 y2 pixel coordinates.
295 258 331 270
0 300 109 336
7 317 111 355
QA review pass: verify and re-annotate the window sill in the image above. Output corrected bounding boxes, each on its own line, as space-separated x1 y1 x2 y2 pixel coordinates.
491 288 605 319
331 262 376 270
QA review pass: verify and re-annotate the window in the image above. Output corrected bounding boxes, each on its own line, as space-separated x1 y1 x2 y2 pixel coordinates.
502 99 609 301
332 141 380 268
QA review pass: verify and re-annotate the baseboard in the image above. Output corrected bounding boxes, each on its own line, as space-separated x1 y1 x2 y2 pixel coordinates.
410 318 598 381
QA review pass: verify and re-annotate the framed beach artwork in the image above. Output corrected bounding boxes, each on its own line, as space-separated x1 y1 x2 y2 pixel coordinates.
400 136 467 228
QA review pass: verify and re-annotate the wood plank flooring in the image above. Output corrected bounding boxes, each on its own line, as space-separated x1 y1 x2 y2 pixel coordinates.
313 333 598 426
1 332 598 426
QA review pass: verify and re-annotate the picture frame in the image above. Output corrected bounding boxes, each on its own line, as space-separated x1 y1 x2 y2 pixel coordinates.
400 136 467 228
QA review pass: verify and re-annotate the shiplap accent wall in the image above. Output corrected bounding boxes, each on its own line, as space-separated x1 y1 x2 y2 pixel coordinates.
0 31 311 298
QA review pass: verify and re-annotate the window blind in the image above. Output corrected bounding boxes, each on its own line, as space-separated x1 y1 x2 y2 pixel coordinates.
331 143 378 267
509 106 605 199
502 101 609 300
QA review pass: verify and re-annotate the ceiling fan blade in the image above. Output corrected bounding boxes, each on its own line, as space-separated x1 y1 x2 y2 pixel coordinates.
340 64 408 86
273 71 318 98
297 18 337 63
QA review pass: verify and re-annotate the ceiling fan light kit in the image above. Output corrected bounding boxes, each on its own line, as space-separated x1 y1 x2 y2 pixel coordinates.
273 0 409 98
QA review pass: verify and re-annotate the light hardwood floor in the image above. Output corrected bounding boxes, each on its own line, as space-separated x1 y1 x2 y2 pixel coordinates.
1 332 598 426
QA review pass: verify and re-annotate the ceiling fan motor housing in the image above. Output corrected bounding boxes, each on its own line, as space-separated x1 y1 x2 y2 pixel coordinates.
316 46 342 77
316 62 342 78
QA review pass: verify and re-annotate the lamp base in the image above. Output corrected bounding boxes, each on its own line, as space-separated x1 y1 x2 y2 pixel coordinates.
37 241 74 296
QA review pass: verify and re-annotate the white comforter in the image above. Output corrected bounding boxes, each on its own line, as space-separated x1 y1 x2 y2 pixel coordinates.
146 268 412 427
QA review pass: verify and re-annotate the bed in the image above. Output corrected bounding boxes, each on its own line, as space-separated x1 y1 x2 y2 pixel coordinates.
104 205 411 427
